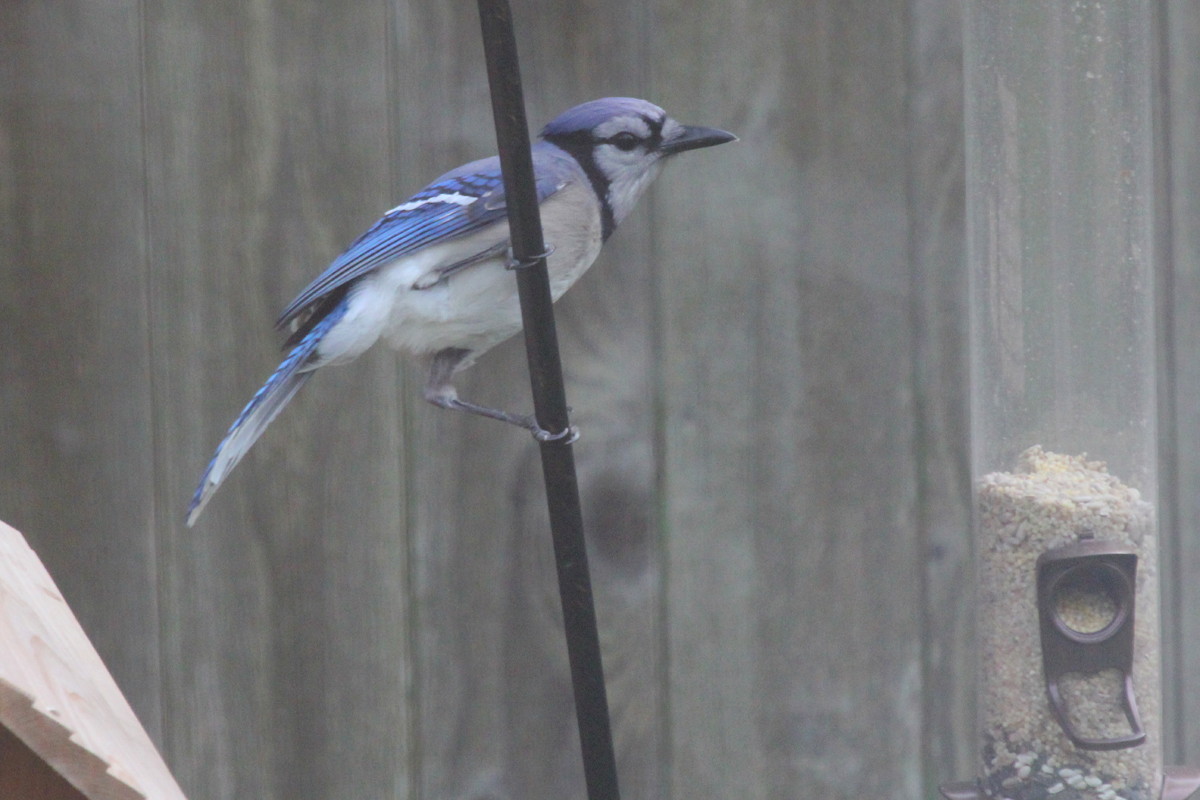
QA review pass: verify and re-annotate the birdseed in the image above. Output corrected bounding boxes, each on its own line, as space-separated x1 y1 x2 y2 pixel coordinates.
1055 581 1119 634
977 447 1161 800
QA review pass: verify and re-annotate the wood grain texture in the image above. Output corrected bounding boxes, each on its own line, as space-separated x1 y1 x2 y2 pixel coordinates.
0 520 186 800
14 1 1200 800
507 1 665 798
1165 0 1200 768
391 1 663 797
0 0 161 743
907 0 975 788
654 1 922 798
390 8 517 800
140 1 408 798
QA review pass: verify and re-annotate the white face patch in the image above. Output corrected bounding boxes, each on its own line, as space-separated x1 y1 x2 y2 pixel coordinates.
586 112 680 227
593 115 653 141
388 192 477 215
660 118 685 145
594 145 664 226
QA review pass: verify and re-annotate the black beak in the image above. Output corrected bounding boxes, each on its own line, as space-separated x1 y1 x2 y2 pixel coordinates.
660 124 738 155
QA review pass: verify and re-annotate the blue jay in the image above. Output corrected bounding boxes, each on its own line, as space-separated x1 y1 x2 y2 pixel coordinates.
186 97 736 525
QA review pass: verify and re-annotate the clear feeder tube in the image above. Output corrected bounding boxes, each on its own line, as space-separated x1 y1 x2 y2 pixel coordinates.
964 1 1160 800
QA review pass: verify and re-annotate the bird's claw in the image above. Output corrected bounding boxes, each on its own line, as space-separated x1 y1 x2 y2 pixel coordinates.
531 423 580 444
506 244 556 271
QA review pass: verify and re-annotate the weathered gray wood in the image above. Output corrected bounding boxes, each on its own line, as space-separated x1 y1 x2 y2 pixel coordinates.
1165 0 1200 767
0 0 161 744
655 1 923 798
1156 0 1181 764
140 1 408 797
389 8 516 800
392 1 663 798
907 0 975 788
515 2 665 798
13 2 1200 799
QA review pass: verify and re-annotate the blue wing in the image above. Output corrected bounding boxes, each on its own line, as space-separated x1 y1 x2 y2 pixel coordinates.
276 156 566 329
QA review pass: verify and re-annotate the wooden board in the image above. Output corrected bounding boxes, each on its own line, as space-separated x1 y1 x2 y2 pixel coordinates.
1165 0 1200 767
0 724 88 800
5 0 1199 798
391 2 666 799
0 0 162 745
654 1 924 797
139 1 409 797
0 520 186 800
908 0 976 785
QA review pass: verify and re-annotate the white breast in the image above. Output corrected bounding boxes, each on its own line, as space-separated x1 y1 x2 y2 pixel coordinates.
380 180 603 357
312 176 603 368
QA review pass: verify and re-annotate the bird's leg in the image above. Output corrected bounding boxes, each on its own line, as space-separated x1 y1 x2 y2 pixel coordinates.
423 348 578 443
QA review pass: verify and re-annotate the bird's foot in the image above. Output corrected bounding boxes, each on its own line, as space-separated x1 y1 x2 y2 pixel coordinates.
506 244 556 271
426 392 579 444
531 423 580 444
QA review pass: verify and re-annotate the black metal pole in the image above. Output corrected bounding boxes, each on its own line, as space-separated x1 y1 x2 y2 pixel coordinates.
475 4 621 800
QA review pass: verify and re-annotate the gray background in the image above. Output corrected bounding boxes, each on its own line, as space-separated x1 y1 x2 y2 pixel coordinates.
2 0 1199 798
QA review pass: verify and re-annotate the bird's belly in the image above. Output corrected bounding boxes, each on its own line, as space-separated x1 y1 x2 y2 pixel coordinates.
380 197 603 357
385 259 525 355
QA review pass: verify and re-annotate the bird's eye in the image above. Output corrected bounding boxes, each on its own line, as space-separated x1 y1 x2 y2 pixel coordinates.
608 132 641 151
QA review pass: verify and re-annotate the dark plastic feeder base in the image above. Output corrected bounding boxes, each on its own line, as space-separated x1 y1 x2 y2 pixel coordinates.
939 767 1200 800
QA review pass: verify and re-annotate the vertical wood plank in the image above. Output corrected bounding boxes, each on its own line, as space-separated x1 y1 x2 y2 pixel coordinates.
141 1 409 797
1156 0 1181 765
0 0 161 743
390 9 513 800
0 1 1043 797
1165 0 1200 768
655 1 923 797
907 0 975 789
514 2 665 798
392 1 661 797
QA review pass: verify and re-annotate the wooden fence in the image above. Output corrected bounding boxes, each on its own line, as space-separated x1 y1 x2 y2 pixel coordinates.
3 0 1200 798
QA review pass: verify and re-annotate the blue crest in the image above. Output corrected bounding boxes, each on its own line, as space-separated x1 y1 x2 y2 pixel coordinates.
540 97 665 138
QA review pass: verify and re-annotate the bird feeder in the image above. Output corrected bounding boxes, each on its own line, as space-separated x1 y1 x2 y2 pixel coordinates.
940 1 1200 799
0 520 188 800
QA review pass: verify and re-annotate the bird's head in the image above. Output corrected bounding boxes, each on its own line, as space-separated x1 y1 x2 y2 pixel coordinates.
539 97 736 236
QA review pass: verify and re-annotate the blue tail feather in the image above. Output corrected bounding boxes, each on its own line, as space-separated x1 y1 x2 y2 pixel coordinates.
186 301 349 526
